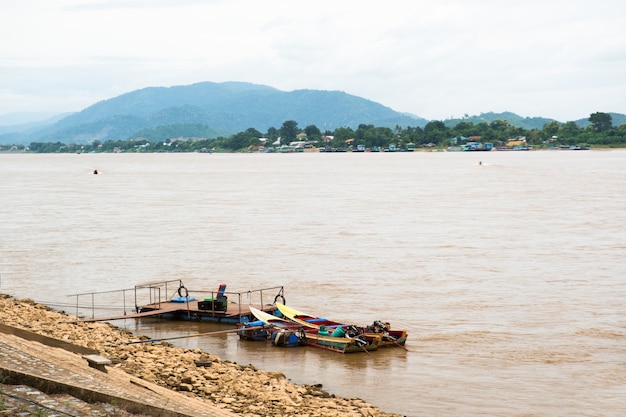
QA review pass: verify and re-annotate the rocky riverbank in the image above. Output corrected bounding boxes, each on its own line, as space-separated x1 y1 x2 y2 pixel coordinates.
0 295 403 417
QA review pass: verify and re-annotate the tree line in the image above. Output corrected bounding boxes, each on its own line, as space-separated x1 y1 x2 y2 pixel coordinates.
10 112 626 153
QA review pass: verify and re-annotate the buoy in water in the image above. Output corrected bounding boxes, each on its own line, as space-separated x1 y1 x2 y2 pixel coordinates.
93 169 98 174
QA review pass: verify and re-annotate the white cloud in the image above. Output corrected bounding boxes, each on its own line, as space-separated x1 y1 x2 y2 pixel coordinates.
1 0 625 121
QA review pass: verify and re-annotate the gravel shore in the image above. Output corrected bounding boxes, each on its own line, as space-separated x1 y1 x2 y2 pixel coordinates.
0 295 403 417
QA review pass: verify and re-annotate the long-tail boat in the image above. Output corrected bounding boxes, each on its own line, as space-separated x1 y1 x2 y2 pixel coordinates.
276 302 408 348
248 306 378 353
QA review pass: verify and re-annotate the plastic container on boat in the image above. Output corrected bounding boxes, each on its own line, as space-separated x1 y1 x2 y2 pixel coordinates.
331 327 345 337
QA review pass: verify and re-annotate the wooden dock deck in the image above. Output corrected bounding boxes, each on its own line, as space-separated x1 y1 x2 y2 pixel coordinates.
67 301 279 324
136 300 279 324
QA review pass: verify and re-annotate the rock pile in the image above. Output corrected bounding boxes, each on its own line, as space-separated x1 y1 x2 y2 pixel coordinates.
0 295 402 417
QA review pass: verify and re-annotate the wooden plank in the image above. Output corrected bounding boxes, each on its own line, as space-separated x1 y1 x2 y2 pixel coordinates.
82 354 112 365
0 323 99 355
82 354 112 372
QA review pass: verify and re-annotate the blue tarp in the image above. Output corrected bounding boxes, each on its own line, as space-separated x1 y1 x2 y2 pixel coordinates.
171 296 196 303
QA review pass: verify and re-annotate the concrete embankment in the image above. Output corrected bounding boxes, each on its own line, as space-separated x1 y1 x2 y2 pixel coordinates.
0 295 402 417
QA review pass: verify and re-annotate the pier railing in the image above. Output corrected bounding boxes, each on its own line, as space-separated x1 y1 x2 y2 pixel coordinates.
66 285 141 320
67 280 284 320
183 284 285 318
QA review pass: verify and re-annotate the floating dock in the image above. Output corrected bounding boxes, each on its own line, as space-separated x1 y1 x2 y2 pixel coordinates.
66 279 285 325
134 299 279 324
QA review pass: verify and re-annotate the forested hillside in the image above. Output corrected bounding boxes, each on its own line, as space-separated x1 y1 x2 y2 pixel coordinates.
1 82 624 150
0 82 426 145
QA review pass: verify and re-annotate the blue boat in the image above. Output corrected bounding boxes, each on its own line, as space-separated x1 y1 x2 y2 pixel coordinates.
238 306 306 347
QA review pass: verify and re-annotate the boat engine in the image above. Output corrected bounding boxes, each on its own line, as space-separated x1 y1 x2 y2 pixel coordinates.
368 320 389 333
344 325 370 346
345 325 362 338
272 328 306 347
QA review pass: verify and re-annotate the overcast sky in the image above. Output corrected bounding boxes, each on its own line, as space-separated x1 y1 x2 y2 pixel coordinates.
2 0 625 122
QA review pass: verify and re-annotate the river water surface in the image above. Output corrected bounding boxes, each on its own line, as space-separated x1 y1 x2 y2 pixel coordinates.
1 151 625 416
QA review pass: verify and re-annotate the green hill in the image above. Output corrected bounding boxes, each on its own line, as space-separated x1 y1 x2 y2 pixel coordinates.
442 111 626 130
574 112 626 128
443 112 556 130
9 82 427 144
2 82 624 145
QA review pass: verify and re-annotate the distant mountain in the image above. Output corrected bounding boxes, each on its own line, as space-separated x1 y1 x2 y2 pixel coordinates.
0 113 70 135
443 111 626 130
0 111 66 126
0 113 74 145
1 83 623 145
574 112 626 128
443 112 556 130
1 82 428 145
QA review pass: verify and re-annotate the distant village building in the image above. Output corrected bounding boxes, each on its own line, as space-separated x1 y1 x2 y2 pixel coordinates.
507 137 527 147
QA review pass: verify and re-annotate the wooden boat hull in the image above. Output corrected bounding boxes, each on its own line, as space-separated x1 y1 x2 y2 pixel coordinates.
303 330 379 353
249 306 374 353
238 320 272 341
276 302 407 348
246 306 307 347
379 330 408 348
